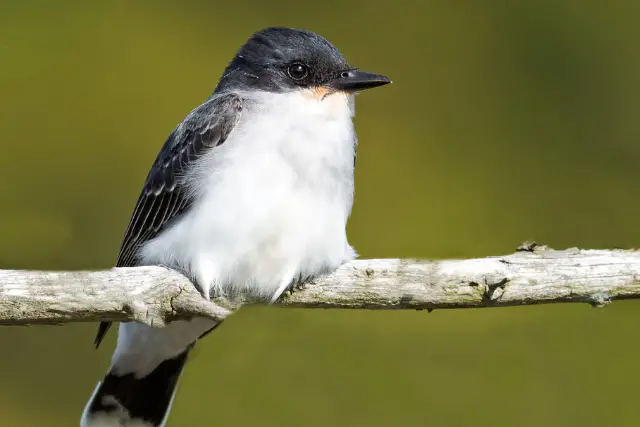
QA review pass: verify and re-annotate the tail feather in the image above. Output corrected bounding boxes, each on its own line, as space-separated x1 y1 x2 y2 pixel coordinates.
81 348 190 427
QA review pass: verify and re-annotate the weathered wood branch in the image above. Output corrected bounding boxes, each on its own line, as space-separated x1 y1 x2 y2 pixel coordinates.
1 245 639 326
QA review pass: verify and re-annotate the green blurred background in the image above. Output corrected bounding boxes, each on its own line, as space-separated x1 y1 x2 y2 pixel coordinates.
1 0 640 425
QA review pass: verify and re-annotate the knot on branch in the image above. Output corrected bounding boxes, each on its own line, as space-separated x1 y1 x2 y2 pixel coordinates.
470 278 509 304
589 293 611 309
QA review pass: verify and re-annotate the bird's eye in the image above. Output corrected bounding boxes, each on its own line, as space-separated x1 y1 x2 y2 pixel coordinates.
287 63 309 80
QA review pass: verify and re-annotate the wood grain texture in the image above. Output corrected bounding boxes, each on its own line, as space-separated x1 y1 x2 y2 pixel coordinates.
1 245 639 326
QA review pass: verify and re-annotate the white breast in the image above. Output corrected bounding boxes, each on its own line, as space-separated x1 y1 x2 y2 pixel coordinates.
140 89 358 300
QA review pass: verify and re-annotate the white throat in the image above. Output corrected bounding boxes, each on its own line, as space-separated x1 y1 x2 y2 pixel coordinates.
140 89 358 300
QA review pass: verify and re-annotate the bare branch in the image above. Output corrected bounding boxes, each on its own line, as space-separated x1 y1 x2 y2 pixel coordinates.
1 245 639 326
0 267 232 326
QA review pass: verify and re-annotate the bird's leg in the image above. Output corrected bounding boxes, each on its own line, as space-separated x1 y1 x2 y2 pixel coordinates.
291 275 306 292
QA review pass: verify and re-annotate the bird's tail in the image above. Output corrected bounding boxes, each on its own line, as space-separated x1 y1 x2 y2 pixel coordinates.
80 348 191 427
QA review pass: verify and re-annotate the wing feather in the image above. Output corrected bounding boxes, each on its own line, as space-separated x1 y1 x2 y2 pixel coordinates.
94 93 243 347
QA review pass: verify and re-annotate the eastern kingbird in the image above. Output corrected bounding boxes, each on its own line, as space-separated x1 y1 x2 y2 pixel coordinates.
81 27 390 427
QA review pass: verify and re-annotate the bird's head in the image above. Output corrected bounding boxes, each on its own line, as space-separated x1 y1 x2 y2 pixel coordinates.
215 27 391 100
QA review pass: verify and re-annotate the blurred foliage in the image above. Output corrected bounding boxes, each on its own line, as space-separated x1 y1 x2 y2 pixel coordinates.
1 0 640 425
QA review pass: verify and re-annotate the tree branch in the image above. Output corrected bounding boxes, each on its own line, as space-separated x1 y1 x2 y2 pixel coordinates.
1 245 639 326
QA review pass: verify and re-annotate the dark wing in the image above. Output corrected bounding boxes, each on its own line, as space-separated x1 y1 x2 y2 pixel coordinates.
94 93 243 348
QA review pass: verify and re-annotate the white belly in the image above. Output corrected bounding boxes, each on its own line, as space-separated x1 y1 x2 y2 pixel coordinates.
140 89 357 300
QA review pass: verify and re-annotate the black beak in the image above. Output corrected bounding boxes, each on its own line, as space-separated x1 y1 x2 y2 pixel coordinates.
329 69 391 92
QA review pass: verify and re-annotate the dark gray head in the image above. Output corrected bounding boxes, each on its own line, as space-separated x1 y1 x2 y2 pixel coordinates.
214 27 390 95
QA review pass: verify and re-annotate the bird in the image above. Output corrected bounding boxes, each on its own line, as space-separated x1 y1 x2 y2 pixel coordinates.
80 26 391 427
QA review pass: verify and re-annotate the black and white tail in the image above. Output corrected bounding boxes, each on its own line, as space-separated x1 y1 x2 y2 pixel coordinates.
81 319 219 427
81 348 190 427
